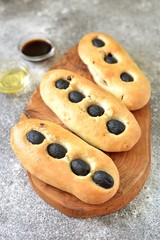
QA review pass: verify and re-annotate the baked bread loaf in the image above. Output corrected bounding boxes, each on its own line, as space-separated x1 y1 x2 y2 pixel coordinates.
40 69 141 152
78 32 151 110
10 119 119 204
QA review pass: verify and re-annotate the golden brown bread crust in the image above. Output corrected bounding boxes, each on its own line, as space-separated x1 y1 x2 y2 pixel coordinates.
40 69 141 152
10 119 119 204
78 32 151 110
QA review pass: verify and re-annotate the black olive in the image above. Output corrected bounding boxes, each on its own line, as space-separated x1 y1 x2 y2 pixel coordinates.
55 79 69 89
87 105 104 117
92 170 114 189
70 159 90 176
47 143 67 159
120 72 134 82
26 130 45 144
107 119 125 135
104 53 117 64
69 91 85 103
92 38 105 47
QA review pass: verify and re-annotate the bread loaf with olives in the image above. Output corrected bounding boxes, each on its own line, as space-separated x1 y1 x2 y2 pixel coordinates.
10 119 119 204
40 69 141 152
78 32 151 110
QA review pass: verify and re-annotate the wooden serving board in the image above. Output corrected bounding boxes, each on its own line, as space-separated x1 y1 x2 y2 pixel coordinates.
21 45 151 218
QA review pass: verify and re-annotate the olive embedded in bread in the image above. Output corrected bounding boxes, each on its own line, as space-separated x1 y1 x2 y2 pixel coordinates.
92 170 114 189
104 53 118 64
26 130 45 144
92 38 105 47
78 32 151 110
47 143 67 159
70 159 90 176
87 105 104 117
68 91 85 103
106 119 125 135
120 72 134 82
10 119 120 204
55 79 70 89
40 69 141 152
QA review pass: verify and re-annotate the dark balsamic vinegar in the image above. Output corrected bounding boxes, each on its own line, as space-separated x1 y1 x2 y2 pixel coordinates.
22 39 52 57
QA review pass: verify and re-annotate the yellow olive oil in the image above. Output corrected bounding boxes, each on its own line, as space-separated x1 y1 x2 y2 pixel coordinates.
0 67 29 93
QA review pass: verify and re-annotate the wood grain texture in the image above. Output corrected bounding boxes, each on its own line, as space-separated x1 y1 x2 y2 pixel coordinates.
20 45 151 218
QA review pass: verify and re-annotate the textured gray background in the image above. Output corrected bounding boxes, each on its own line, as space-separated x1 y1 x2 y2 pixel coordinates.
0 0 160 239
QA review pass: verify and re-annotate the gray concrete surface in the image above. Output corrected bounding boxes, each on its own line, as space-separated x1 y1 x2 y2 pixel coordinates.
0 0 160 239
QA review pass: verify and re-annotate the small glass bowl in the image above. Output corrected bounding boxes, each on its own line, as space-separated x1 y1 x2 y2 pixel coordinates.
18 33 55 62
0 60 30 94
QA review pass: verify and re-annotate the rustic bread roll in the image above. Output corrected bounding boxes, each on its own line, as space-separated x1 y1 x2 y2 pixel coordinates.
40 69 141 152
78 32 151 110
10 119 119 204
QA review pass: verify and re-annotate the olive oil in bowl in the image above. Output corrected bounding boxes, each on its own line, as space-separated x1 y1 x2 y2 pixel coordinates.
0 62 30 94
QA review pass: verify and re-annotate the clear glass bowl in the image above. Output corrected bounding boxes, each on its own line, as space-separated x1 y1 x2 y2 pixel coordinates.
17 33 55 62
0 60 30 94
